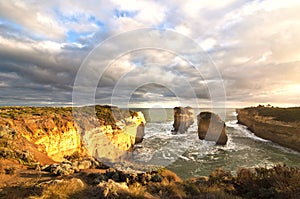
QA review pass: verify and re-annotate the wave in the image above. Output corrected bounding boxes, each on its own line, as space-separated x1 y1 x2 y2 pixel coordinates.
226 120 269 142
232 111 238 117
131 118 300 175
268 142 300 156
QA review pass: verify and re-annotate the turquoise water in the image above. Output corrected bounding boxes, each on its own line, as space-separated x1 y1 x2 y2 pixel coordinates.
129 108 300 179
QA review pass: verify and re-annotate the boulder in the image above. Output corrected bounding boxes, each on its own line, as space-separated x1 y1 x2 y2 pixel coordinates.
172 107 194 133
197 112 228 145
42 158 103 176
77 160 92 170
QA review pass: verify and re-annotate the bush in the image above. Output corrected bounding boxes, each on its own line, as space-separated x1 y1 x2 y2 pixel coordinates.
235 165 300 198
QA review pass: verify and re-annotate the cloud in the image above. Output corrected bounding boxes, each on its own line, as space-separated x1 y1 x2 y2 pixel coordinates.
0 0 66 40
0 0 299 107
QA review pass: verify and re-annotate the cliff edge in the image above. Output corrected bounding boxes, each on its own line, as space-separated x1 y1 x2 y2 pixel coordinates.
237 106 300 152
0 106 146 163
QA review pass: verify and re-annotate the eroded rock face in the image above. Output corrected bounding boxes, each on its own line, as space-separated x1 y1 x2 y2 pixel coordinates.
0 106 146 162
172 107 194 133
237 107 300 152
0 112 86 162
84 111 146 162
197 112 227 145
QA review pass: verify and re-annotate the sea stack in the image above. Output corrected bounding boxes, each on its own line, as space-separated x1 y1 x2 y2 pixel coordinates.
197 112 228 145
172 106 194 133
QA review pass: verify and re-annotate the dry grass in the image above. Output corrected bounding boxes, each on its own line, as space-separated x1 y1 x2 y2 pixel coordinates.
29 178 85 199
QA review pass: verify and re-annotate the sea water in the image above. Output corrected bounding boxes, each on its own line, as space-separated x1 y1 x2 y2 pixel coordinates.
129 108 300 179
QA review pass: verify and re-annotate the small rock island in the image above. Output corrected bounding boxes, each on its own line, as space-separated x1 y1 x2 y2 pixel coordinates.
237 106 300 152
172 106 194 133
197 112 228 145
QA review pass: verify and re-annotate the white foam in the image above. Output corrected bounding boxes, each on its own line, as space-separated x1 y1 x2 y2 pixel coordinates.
269 142 300 155
179 155 190 161
232 111 238 116
226 120 269 142
226 119 239 128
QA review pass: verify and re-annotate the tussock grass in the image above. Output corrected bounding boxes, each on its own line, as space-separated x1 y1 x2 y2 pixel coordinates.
29 178 85 199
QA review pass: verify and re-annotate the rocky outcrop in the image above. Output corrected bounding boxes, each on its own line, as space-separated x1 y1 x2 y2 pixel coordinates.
0 108 87 162
84 110 146 163
172 107 194 133
197 112 228 145
0 106 146 162
41 157 107 176
237 107 300 152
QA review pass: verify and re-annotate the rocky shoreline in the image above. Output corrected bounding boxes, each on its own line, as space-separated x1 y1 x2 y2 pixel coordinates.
1 105 300 198
237 106 300 152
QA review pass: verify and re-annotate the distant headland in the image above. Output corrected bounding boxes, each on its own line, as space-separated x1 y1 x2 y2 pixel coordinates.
237 105 300 152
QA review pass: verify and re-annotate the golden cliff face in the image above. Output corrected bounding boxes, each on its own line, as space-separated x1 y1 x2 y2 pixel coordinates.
82 111 146 162
0 108 87 162
0 106 146 162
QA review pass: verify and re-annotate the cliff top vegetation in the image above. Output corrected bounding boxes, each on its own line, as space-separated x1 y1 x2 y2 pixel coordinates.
243 105 300 122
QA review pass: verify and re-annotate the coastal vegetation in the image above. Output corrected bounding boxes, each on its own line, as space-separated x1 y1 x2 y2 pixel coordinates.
243 105 300 122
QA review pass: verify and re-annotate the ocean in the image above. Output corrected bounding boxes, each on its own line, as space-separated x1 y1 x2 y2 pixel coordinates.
127 108 300 179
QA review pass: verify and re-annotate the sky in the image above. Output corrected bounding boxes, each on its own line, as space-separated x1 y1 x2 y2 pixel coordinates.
0 0 300 108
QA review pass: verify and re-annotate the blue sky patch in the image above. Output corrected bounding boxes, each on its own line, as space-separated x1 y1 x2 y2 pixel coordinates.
114 9 138 18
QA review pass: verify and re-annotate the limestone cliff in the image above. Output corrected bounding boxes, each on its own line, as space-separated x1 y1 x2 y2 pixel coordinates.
0 106 146 162
237 106 300 152
197 112 227 145
172 107 194 133
82 110 146 163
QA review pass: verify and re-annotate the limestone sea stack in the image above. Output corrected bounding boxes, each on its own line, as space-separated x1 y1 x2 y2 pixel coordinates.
197 112 228 145
172 106 194 133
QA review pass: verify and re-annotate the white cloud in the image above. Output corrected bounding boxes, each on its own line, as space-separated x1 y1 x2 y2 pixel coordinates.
200 38 217 51
0 0 66 40
255 51 273 63
174 24 191 36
